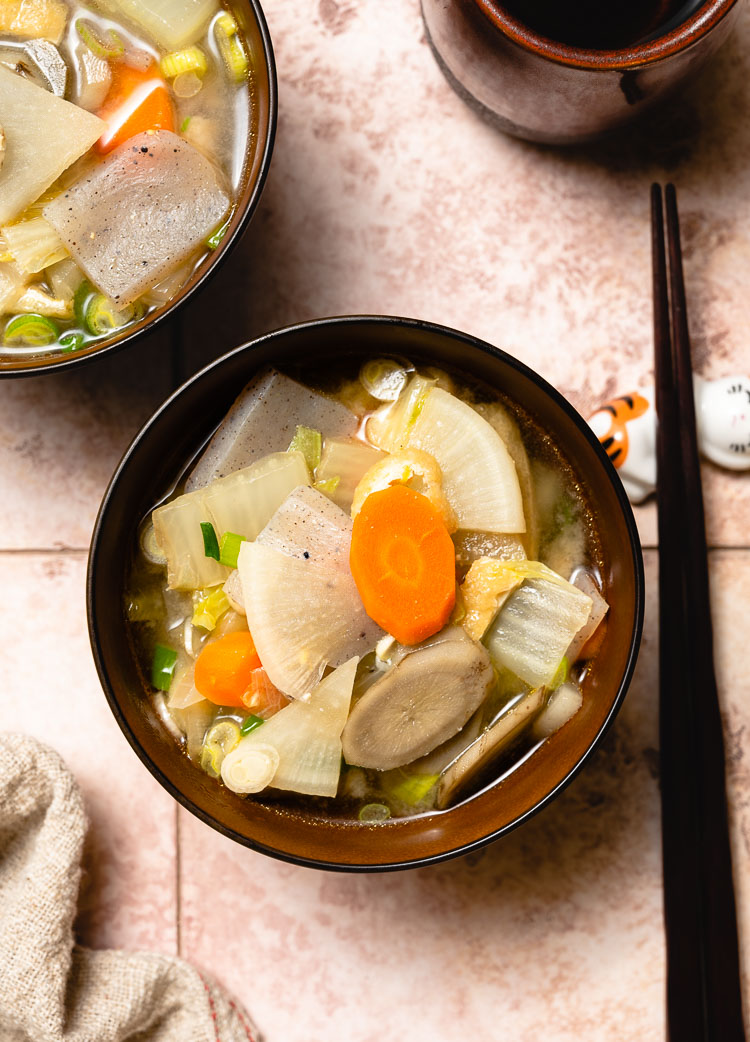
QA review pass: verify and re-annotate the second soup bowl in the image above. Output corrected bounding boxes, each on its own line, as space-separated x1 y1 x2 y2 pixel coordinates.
88 316 644 871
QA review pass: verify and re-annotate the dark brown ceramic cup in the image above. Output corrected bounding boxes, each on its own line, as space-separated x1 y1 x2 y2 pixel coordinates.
88 316 644 871
421 0 740 144
1 0 276 377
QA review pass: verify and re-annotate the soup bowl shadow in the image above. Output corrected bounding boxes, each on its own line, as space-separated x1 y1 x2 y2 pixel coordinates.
87 316 644 871
1 0 277 378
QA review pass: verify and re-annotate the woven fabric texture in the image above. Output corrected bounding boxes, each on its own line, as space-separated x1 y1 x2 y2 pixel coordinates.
0 733 259 1042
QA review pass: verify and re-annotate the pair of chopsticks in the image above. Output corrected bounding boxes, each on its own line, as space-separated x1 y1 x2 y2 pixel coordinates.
651 183 746 1040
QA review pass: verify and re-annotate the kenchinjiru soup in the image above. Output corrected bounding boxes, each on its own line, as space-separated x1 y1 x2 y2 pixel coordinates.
0 0 259 360
126 359 609 821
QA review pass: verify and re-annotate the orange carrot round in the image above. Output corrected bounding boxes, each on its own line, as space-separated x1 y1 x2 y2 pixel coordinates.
350 484 456 645
194 631 261 707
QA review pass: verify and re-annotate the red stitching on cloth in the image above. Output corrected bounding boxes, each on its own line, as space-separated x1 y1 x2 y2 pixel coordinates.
228 997 257 1042
200 975 221 1042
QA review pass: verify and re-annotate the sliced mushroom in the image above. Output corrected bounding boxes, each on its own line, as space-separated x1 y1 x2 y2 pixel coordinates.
341 638 494 771
436 686 545 809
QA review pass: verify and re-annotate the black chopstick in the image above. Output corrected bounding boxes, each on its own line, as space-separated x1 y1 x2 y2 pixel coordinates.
652 182 745 1041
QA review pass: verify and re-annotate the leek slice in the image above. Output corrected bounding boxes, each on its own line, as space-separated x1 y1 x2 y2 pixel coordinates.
153 451 310 590
221 658 358 797
484 562 593 688
3 313 58 347
160 44 207 78
237 487 383 699
214 11 248 81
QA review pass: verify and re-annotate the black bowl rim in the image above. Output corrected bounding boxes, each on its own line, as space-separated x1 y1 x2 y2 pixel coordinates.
0 0 278 380
87 314 645 872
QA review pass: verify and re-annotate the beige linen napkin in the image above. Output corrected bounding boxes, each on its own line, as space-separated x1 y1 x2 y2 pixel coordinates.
0 733 260 1042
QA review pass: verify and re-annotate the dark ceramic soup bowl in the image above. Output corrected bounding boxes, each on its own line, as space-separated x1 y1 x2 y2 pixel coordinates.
88 316 644 871
1 0 276 378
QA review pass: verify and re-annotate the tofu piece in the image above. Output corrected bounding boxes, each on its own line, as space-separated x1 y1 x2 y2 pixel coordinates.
0 67 104 226
0 0 68 43
44 131 230 305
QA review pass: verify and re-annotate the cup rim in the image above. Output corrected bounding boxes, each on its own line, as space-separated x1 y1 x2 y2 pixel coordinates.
0 0 278 379
87 314 645 871
475 0 739 70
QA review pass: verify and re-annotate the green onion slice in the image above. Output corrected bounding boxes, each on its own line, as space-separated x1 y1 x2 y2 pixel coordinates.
59 332 85 352
180 116 192 133
200 521 220 560
73 280 93 325
358 803 391 823
84 294 133 336
240 714 264 736
76 18 125 60
206 218 230 250
200 719 241 777
3 313 59 347
288 425 322 472
385 772 438 806
218 531 246 569
151 643 178 691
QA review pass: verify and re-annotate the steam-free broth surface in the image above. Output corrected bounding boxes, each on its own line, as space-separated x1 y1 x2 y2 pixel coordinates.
125 358 608 824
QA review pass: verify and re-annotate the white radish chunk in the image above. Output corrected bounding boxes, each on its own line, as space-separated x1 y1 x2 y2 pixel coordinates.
44 130 229 305
186 368 359 491
93 0 217 50
566 570 609 662
0 66 104 226
238 487 383 699
221 658 358 797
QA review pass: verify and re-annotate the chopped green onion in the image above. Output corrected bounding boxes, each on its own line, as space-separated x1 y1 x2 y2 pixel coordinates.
219 531 246 568
160 44 207 79
385 772 438 806
3 313 59 347
215 12 248 81
200 719 241 777
58 332 85 352
75 18 125 60
358 803 391 823
84 293 134 336
151 643 178 691
240 714 264 736
288 425 322 471
200 521 220 560
180 115 192 133
313 475 340 495
550 656 569 690
192 587 230 630
205 218 230 249
73 280 93 325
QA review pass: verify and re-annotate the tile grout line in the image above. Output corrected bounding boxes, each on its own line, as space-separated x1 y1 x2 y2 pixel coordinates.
0 547 89 555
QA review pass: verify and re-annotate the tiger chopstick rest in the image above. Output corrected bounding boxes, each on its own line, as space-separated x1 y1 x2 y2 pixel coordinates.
588 376 750 503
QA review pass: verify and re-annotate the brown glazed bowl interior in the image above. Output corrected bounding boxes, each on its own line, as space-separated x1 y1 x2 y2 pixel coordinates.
1 0 276 378
88 316 644 872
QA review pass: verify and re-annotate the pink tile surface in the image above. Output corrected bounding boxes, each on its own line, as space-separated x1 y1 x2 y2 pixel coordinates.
177 549 750 1042
178 0 750 546
0 328 174 551
0 553 177 954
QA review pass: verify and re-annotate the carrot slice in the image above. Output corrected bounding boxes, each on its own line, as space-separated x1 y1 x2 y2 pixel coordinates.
194 631 262 708
96 64 174 154
350 484 456 645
